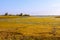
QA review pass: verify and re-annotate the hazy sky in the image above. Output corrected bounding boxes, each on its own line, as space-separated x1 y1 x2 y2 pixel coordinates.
0 0 60 15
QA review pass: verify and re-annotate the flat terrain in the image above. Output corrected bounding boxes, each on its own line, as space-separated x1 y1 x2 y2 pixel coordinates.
0 16 60 40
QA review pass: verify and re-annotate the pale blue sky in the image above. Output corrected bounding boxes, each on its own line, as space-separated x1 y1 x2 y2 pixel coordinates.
0 0 60 15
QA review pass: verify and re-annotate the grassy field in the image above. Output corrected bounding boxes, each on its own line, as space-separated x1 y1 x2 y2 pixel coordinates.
0 16 60 40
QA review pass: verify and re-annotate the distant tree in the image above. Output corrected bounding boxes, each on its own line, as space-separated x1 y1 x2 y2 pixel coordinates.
5 12 8 16
23 14 30 16
19 13 23 16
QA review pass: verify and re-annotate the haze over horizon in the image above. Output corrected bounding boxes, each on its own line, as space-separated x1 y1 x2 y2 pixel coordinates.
0 0 60 15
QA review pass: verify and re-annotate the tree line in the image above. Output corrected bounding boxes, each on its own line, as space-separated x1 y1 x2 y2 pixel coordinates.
4 12 30 16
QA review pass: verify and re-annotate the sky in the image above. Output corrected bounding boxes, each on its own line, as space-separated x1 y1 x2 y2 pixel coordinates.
0 0 60 15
